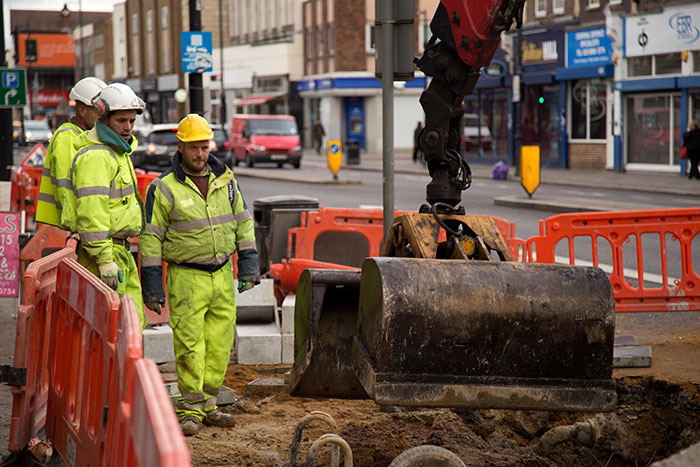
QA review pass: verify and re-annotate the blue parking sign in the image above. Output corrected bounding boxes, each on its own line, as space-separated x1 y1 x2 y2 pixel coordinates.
3 72 19 88
181 32 213 73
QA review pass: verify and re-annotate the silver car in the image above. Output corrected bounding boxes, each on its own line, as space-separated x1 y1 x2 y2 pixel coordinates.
23 120 52 145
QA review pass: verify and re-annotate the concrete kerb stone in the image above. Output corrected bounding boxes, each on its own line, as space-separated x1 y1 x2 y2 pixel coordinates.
143 324 176 364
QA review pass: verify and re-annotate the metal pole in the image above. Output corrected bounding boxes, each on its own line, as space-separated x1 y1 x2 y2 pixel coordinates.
218 0 226 125
381 1 394 241
189 0 203 115
79 0 84 78
513 27 523 177
0 0 13 181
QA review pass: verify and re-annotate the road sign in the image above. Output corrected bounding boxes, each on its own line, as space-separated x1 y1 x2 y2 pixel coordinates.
520 145 540 198
327 140 342 179
0 68 27 108
181 32 213 73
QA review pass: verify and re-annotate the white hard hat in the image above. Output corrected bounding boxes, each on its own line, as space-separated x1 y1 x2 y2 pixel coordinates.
69 77 107 106
93 83 145 115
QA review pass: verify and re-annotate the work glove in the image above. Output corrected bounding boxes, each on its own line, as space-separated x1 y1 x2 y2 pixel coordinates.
237 280 256 294
145 299 165 315
97 262 123 291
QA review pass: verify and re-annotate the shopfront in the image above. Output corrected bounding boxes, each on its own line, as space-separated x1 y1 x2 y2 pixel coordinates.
614 3 700 172
519 29 566 167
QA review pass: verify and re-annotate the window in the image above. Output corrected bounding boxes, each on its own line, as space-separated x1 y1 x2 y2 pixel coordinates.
655 53 681 75
628 56 652 77
146 10 153 33
418 19 430 53
535 0 546 17
133 54 140 76
328 23 334 56
587 0 600 8
365 22 376 53
317 26 323 57
695 51 700 73
571 79 607 140
149 53 154 74
161 6 168 29
163 50 170 72
131 13 139 35
553 0 564 14
628 54 681 77
306 28 312 59
95 33 104 49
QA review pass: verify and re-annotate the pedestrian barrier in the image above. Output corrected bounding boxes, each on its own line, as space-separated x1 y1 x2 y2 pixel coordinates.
9 247 77 453
525 208 700 313
18 224 70 278
135 170 161 200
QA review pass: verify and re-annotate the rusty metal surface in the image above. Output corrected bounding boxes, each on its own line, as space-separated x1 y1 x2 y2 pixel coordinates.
381 213 513 261
351 257 617 411
287 269 367 398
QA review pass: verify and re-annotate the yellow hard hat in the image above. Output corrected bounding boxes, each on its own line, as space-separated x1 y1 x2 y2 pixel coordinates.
176 114 214 142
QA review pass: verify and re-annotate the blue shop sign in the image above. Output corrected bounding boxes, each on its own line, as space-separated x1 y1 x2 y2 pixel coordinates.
566 28 613 67
181 31 213 73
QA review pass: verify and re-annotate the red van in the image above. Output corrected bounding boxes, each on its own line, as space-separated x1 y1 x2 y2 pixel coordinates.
230 114 302 168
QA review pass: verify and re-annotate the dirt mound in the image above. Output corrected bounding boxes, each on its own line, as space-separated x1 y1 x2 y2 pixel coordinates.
181 365 700 466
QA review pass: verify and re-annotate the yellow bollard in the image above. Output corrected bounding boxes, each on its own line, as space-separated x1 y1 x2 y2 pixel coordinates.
520 145 540 198
327 140 342 180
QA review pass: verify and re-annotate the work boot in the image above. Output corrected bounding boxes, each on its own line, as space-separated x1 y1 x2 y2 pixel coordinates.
203 408 235 427
180 416 202 436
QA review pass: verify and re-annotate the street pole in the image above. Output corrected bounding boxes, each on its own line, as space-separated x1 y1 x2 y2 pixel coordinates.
189 0 203 115
381 1 394 241
513 27 523 177
79 0 84 78
0 1 13 181
218 0 226 125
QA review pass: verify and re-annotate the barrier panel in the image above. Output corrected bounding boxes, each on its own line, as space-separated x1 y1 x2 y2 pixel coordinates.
20 166 42 219
19 224 69 278
525 208 700 313
9 247 76 453
135 170 161 200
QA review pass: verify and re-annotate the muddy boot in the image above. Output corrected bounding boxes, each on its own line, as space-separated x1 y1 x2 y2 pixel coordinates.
180 416 202 436
203 408 235 427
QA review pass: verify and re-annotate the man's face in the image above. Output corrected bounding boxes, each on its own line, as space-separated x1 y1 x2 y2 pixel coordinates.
80 104 100 129
178 140 210 174
104 110 137 141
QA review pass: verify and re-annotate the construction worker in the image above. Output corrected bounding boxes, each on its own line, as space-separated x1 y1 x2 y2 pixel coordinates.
70 83 147 329
35 77 106 229
140 114 259 436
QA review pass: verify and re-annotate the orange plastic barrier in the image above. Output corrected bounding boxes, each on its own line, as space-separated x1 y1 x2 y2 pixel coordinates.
9 247 77 453
135 170 161 200
525 208 700 313
18 224 69 278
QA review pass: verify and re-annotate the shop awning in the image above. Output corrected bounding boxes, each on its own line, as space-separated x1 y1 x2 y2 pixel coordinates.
234 94 284 107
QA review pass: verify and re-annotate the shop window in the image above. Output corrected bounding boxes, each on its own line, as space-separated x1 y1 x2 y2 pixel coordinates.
627 94 681 166
571 79 607 141
655 53 681 75
694 51 700 73
628 56 651 77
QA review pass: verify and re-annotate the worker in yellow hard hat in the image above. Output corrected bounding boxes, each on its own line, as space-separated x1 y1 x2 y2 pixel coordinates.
140 113 259 436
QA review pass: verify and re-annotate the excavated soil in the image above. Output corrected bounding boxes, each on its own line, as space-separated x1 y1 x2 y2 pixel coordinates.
184 313 700 466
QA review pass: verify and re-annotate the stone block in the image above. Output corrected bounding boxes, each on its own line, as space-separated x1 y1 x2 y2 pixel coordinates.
614 335 639 346
165 383 238 406
282 333 294 364
143 324 175 364
244 378 287 397
613 345 652 368
236 278 277 323
281 293 295 335
235 322 281 365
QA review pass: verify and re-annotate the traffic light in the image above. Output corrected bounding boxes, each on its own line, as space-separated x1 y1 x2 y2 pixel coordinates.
25 39 37 63
538 96 545 104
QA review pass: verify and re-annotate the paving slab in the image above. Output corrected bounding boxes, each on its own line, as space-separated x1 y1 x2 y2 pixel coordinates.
613 345 652 368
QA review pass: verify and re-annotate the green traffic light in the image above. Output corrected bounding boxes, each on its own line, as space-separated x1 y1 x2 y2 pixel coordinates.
538 96 545 104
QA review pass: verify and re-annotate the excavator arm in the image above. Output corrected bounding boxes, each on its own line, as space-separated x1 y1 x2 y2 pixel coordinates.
416 0 524 210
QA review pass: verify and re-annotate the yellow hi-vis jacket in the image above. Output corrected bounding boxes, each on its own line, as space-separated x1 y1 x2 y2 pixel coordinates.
70 126 145 264
35 122 83 228
140 152 258 303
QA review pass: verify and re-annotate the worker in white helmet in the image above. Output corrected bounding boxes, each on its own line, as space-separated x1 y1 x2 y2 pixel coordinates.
35 77 106 229
70 83 147 329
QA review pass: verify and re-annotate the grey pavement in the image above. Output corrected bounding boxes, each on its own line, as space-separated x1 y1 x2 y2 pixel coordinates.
234 148 700 212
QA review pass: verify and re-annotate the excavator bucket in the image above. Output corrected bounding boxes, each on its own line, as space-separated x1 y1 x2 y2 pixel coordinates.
288 269 368 399
351 258 617 412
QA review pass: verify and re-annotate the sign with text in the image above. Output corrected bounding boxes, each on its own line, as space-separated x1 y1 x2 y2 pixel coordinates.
567 28 613 67
17 33 75 67
521 30 565 71
0 212 20 297
180 31 213 73
625 4 700 57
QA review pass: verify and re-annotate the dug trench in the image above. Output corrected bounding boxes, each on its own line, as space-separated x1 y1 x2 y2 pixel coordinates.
183 313 700 466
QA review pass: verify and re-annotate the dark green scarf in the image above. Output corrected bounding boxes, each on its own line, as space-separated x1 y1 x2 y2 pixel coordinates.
96 120 133 154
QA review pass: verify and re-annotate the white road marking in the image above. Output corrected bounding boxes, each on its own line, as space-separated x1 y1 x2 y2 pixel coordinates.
554 255 678 286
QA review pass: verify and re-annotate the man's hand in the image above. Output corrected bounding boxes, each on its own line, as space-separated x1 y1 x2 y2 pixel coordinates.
145 299 165 315
237 280 255 294
98 262 123 291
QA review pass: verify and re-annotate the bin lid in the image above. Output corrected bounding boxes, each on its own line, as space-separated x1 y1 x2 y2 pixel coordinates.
253 195 320 210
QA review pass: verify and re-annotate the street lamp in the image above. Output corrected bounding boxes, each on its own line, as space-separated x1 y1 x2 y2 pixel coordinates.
60 1 84 78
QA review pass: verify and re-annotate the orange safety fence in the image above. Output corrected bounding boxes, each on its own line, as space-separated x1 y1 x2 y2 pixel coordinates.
19 224 69 278
524 208 700 313
135 169 161 200
9 247 77 453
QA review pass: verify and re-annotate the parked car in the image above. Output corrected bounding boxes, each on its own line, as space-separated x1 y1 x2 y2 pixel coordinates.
462 113 492 152
132 122 233 172
132 108 154 143
230 114 302 168
23 119 52 145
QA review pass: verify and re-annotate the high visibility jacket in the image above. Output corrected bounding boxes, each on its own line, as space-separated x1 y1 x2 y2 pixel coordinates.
140 152 258 302
35 122 83 228
70 126 144 264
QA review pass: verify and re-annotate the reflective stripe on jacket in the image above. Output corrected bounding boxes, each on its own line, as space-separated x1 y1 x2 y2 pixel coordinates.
71 126 144 265
35 122 82 228
140 152 257 302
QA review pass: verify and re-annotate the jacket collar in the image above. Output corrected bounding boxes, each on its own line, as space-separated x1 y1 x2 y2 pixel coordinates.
172 151 227 183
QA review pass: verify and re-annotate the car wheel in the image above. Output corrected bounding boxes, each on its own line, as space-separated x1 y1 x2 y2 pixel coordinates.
293 160 301 169
245 153 254 168
277 162 284 168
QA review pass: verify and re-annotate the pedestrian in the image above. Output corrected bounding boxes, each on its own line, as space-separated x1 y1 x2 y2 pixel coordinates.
682 120 700 180
140 114 259 436
413 121 423 164
313 119 325 154
36 77 106 229
70 83 147 329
